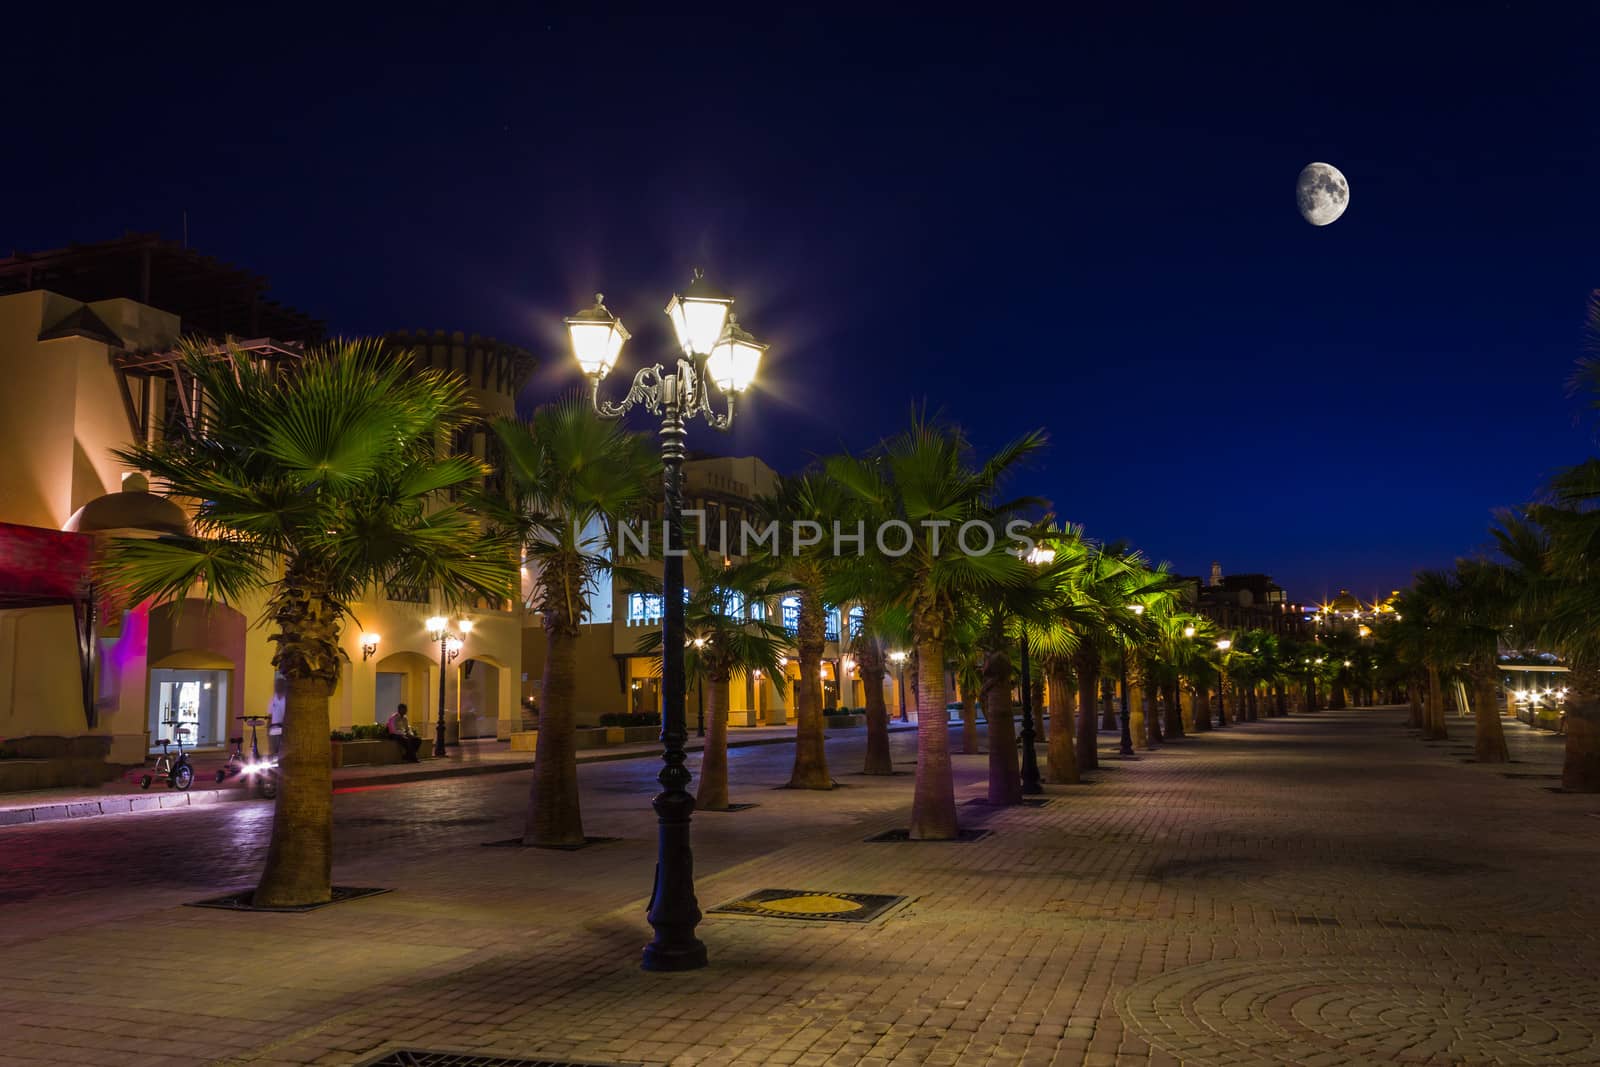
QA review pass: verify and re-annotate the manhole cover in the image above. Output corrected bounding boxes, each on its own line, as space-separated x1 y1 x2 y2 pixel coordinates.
708 888 905 923
864 827 991 843
188 886 391 912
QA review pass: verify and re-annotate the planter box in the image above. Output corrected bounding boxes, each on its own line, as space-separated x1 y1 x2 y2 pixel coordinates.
823 713 866 730
727 709 759 728
604 725 661 745
509 730 538 753
573 728 610 750
330 738 435 768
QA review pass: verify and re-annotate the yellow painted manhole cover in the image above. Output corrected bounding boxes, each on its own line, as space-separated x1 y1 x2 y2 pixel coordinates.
709 888 905 923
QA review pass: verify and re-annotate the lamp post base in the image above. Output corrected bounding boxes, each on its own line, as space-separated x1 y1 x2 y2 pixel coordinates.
433 721 448 759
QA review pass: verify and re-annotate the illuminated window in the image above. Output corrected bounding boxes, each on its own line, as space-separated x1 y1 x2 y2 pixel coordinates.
848 605 865 639
824 604 840 642
628 592 664 626
781 596 800 636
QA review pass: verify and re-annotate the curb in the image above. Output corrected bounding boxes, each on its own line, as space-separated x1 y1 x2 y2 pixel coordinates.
0 723 920 826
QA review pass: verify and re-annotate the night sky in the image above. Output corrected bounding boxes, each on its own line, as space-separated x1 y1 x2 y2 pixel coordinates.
7 9 1599 602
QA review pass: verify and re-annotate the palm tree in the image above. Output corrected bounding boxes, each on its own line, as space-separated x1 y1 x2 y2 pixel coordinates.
756 472 845 790
493 399 658 847
104 339 516 906
638 549 793 809
828 413 1046 839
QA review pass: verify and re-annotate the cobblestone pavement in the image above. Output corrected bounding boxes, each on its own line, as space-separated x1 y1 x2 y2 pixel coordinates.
0 708 1596 1067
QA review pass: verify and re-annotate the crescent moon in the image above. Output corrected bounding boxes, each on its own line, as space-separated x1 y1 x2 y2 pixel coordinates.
1297 162 1350 226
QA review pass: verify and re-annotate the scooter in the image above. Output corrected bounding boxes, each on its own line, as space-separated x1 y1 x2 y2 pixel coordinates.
216 714 278 799
141 720 195 791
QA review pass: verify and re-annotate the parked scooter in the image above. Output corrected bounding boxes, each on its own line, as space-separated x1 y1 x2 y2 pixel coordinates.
216 714 278 799
141 720 195 791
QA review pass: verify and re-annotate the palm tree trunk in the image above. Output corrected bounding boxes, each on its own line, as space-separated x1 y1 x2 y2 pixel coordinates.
909 636 959 839
1128 663 1147 751
983 650 1020 805
1423 665 1449 740
1192 681 1211 732
255 672 334 906
1031 673 1047 743
859 648 893 775
1408 677 1423 728
1246 687 1259 722
524 621 585 846
1164 681 1184 738
788 593 831 789
696 671 733 809
1471 666 1509 764
1100 675 1119 730
1075 654 1100 771
1144 683 1162 747
1274 682 1288 717
959 679 981 755
1047 662 1079 784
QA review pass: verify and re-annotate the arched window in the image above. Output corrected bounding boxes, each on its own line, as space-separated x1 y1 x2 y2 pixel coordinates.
780 596 800 636
848 605 865 639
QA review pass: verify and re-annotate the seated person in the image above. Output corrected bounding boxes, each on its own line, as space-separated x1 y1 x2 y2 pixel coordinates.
384 703 423 762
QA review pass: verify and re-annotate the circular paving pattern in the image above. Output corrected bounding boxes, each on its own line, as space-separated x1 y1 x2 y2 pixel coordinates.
1117 957 1600 1065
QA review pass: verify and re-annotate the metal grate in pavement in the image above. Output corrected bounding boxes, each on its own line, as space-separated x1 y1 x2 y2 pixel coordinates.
699 803 759 812
360 1052 635 1067
708 888 905 923
1503 772 1561 780
188 885 391 912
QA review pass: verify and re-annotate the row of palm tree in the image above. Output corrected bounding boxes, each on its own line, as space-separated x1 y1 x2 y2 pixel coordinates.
103 338 1370 905
1366 298 1600 790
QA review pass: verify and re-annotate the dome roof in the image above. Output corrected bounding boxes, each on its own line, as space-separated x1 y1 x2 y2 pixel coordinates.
64 475 189 538
1329 589 1363 613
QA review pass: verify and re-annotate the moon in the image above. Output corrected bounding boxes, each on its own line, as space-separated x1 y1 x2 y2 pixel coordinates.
1296 162 1349 226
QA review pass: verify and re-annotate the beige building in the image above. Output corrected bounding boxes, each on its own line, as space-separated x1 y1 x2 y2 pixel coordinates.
521 454 902 728
0 237 531 785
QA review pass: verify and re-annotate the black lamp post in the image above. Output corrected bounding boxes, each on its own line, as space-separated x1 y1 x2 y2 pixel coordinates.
567 276 766 974
1118 654 1136 756
425 616 468 757
693 637 706 738
891 651 909 722
1215 638 1231 727
1017 544 1053 794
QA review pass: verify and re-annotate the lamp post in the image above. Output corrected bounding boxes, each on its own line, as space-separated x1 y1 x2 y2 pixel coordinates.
1018 544 1054 794
567 274 766 974
890 651 909 722
1116 603 1144 757
692 636 707 738
425 616 470 757
1215 638 1231 728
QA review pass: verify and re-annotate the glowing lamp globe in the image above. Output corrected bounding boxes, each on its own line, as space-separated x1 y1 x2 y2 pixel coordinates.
1216 638 1232 652
1025 545 1056 566
565 294 630 377
425 615 447 637
664 269 733 356
706 314 767 393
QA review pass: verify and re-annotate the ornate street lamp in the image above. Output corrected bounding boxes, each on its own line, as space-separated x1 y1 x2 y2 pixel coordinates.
568 271 766 973
889 650 909 722
1017 544 1054 794
425 616 471 756
1215 637 1231 728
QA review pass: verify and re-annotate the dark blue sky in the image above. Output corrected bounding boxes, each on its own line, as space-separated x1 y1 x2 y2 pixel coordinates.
7 9 1599 602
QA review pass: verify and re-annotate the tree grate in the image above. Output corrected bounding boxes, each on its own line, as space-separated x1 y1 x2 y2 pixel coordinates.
482 836 620 850
360 1053 635 1067
699 803 759 812
864 827 991 843
188 886 391 912
963 797 1051 808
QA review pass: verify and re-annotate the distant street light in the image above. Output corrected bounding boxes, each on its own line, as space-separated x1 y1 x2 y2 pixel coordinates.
425 615 470 757
1215 638 1232 728
1018 544 1054 793
889 651 909 722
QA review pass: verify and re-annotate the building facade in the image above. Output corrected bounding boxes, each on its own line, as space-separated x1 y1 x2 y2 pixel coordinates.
0 238 532 783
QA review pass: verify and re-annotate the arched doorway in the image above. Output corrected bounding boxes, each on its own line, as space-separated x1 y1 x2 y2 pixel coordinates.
146 599 246 751
372 650 434 727
459 655 508 740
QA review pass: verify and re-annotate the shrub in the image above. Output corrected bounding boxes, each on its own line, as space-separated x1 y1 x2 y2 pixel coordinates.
598 711 662 728
330 730 354 742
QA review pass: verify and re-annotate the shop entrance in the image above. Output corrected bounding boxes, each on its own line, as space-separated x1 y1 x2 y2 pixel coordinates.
148 668 230 750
